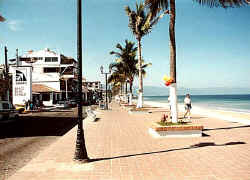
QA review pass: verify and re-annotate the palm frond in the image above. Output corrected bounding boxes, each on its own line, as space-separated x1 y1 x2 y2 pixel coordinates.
116 43 123 51
141 69 147 77
141 12 152 32
124 6 131 15
110 51 122 57
141 62 152 69
109 39 139 86
145 0 169 17
150 10 169 28
127 10 138 36
115 58 122 63
108 72 126 84
193 0 248 8
109 62 119 70
126 2 166 39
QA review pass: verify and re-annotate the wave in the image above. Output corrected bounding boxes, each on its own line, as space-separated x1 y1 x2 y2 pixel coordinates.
144 94 250 114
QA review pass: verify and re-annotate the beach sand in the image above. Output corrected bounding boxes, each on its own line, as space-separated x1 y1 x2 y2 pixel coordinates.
143 100 250 125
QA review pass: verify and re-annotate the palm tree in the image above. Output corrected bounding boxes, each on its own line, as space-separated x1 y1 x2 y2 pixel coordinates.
125 2 168 108
111 83 122 96
109 40 152 105
145 0 248 123
110 40 137 104
108 59 152 104
108 64 127 88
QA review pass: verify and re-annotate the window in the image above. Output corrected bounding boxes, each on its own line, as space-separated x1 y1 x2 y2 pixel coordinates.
44 67 59 73
42 93 50 101
45 57 58 62
60 67 73 75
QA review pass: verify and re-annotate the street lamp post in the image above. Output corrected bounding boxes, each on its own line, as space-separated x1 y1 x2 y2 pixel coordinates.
74 0 89 163
4 46 10 103
100 65 111 110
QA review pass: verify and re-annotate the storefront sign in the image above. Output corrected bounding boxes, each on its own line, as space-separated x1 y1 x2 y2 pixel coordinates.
12 66 32 105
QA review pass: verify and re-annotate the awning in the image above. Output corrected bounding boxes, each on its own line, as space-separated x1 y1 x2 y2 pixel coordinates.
32 84 60 93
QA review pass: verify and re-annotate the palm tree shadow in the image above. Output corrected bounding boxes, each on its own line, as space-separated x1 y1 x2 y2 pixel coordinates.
93 118 101 122
202 132 210 137
89 141 246 162
204 125 250 131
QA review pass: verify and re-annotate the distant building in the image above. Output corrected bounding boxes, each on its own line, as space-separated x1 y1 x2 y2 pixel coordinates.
82 81 102 104
83 81 101 91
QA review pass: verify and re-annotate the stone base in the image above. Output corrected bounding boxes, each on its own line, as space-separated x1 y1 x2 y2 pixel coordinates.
129 110 149 114
149 123 203 138
121 104 136 110
123 104 136 107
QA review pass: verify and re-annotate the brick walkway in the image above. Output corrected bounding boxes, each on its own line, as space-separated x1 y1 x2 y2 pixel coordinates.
9 102 250 180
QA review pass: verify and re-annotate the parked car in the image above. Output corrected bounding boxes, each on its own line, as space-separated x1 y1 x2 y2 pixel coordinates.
0 101 19 122
15 104 25 113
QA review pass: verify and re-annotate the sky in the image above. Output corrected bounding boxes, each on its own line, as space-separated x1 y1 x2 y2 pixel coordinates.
0 0 250 94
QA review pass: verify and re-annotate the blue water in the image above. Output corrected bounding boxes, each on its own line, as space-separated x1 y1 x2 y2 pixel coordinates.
144 94 250 113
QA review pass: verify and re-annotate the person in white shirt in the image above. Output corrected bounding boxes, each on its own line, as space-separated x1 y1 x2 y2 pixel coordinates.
184 94 192 119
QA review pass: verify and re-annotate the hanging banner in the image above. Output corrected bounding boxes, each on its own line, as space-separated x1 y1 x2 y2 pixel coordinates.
12 66 32 105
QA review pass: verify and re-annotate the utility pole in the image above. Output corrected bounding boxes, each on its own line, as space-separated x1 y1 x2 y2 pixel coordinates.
4 47 8 76
4 46 10 103
16 49 19 66
100 65 111 110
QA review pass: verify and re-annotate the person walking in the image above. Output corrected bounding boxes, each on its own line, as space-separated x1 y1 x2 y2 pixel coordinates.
30 101 33 110
184 94 192 120
24 100 28 111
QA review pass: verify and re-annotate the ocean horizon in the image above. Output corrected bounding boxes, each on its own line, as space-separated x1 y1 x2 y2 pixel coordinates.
144 94 250 114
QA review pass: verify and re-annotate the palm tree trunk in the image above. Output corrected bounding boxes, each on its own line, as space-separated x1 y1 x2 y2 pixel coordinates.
169 0 178 123
137 38 143 108
129 81 133 105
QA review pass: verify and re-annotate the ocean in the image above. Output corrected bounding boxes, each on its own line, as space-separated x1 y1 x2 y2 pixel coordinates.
144 94 250 113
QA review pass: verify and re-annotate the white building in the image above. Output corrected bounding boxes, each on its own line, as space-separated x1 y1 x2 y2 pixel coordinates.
10 48 77 106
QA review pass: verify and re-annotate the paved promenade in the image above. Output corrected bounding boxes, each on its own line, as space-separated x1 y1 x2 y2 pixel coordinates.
9 102 250 180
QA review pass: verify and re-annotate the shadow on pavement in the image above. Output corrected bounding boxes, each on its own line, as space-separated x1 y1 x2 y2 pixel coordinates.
93 118 101 122
203 125 250 131
0 115 77 139
202 132 210 137
89 141 246 162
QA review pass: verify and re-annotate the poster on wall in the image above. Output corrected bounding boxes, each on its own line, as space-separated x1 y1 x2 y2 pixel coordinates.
12 66 32 105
